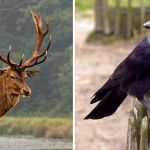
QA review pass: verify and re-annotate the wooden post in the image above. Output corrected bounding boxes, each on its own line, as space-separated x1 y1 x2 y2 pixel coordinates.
126 0 132 38
126 115 138 150
95 0 111 35
102 0 111 35
126 99 149 150
140 117 148 150
95 0 104 33
115 0 121 36
140 0 145 33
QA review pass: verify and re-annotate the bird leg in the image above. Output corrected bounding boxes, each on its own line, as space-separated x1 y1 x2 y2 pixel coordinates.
140 99 150 122
141 99 150 110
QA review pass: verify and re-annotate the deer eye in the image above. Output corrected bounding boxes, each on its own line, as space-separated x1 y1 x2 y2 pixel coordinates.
10 76 16 80
24 77 27 80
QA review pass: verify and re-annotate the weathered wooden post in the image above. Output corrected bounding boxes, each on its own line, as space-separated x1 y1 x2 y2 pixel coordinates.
114 0 121 36
140 0 145 29
95 0 111 35
126 0 132 38
95 0 104 33
126 98 149 150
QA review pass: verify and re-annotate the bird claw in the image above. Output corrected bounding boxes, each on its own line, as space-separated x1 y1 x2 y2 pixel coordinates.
141 99 150 122
141 99 150 109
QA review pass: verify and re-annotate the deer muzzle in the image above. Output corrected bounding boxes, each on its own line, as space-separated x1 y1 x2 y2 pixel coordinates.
23 88 31 97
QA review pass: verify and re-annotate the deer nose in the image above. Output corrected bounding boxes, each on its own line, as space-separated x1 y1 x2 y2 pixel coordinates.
23 89 31 96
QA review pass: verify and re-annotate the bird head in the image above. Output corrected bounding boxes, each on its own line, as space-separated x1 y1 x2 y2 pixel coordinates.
143 21 150 29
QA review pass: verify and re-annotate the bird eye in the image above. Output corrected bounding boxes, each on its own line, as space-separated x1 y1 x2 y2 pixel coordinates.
10 76 16 80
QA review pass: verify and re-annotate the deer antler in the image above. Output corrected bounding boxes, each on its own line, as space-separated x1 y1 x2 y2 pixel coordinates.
20 11 51 70
0 11 51 70
0 45 19 68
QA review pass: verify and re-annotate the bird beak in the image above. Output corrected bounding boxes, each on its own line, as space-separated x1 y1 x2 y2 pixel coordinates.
143 21 150 29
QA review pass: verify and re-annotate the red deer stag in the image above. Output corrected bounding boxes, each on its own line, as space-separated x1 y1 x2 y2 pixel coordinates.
0 11 51 117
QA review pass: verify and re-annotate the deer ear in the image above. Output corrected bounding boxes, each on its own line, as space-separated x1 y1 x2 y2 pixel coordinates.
0 70 4 76
26 71 40 78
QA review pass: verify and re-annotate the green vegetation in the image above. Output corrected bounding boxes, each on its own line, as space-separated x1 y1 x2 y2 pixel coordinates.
0 0 72 117
87 31 120 44
76 0 150 11
76 0 94 11
0 117 72 139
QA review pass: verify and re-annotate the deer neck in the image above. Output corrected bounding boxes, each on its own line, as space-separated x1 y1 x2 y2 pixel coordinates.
0 76 20 117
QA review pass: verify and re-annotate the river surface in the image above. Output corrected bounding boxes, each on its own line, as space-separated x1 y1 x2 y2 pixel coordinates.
0 136 72 150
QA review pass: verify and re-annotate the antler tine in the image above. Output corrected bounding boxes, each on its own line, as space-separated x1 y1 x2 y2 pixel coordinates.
7 45 19 68
7 45 12 65
31 11 47 54
31 35 51 66
19 53 24 66
35 35 51 58
34 52 47 66
43 18 49 36
0 45 19 67
37 14 43 30
0 55 9 64
23 53 47 69
31 11 39 36
20 35 51 69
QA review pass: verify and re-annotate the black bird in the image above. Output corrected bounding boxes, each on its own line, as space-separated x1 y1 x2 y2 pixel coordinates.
85 21 150 120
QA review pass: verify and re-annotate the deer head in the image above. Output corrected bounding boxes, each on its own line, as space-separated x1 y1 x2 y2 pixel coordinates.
0 11 51 99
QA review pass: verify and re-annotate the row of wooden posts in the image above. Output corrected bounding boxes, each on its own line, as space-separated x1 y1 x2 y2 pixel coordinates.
95 0 147 38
